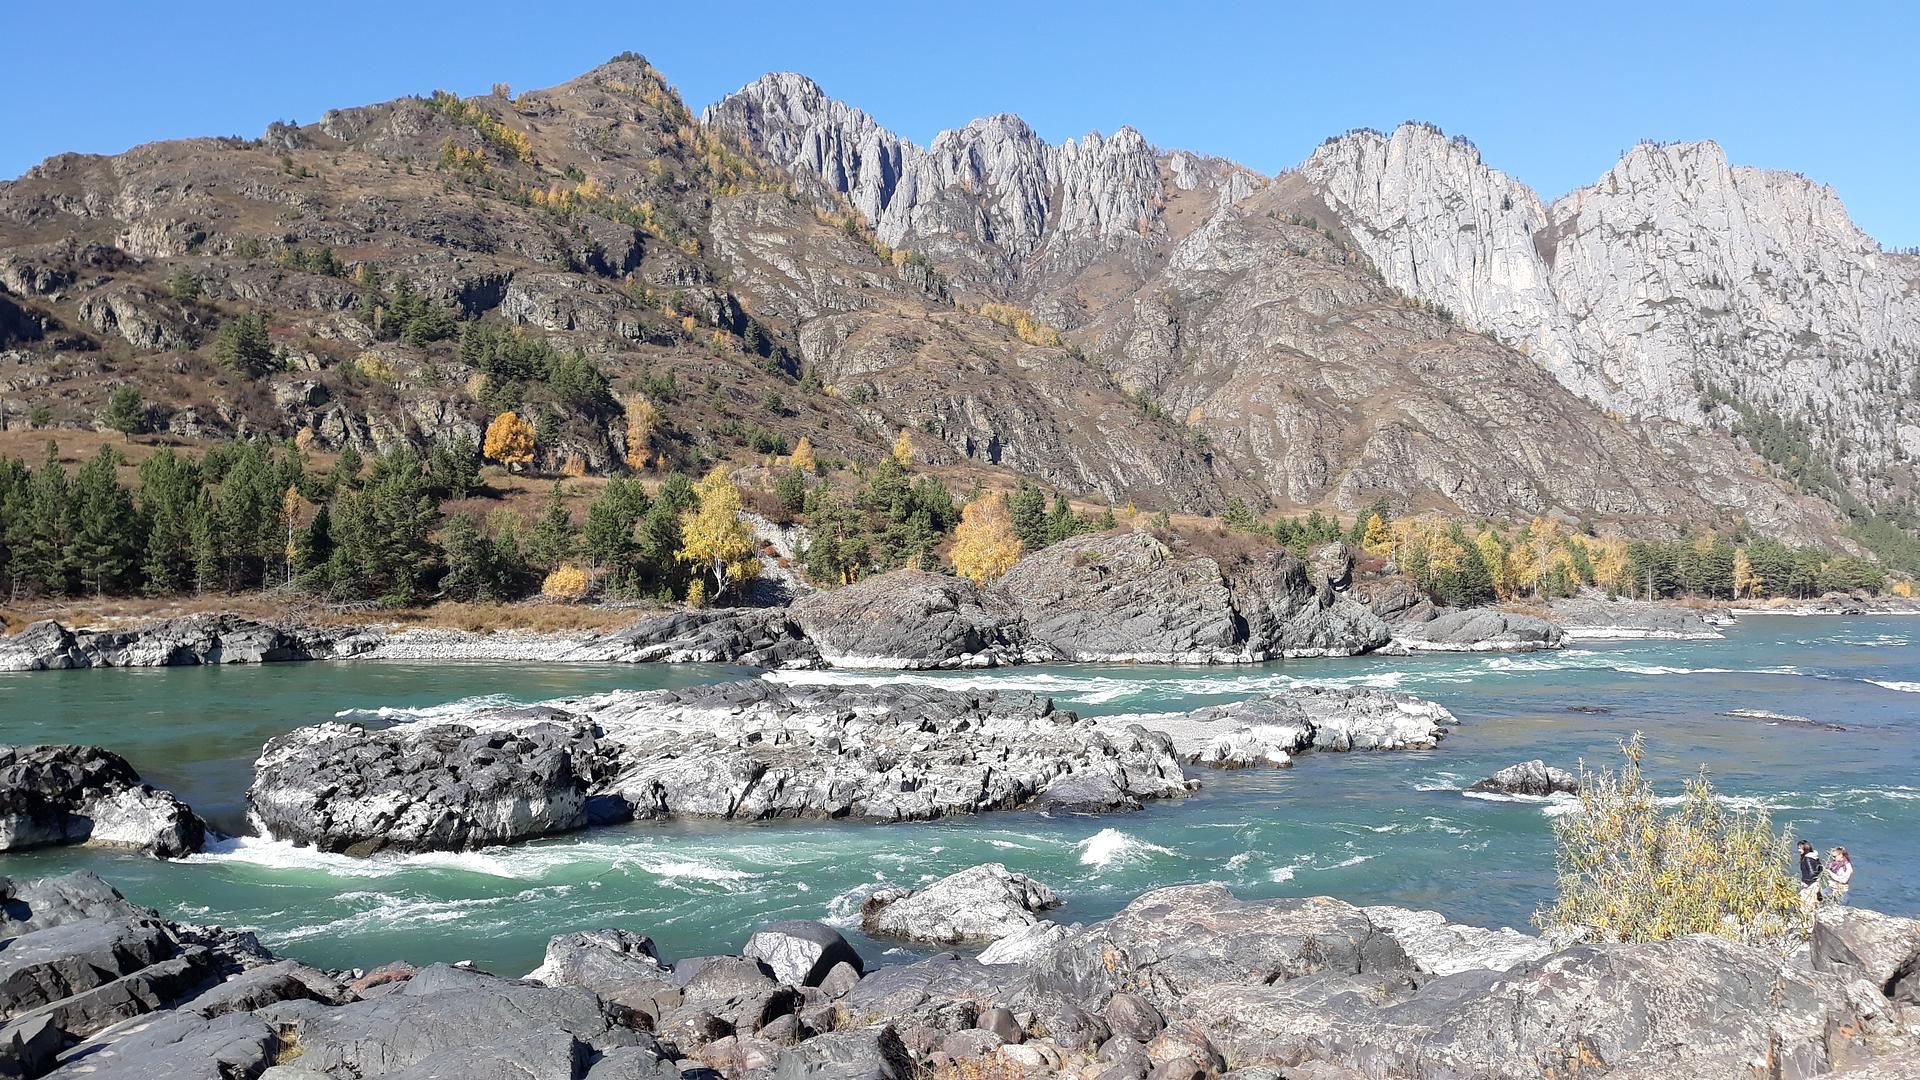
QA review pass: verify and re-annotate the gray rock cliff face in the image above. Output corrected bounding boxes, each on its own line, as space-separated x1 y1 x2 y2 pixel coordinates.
1303 123 1920 506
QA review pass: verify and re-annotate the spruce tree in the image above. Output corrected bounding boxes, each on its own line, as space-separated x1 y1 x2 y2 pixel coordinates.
1005 481 1049 552
98 386 146 435
69 447 141 595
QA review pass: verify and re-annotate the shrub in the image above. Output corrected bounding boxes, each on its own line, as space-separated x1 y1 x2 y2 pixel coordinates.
1535 733 1801 945
540 563 590 602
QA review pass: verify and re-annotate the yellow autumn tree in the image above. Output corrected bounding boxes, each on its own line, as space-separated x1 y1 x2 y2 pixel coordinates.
1892 579 1915 599
541 564 590 601
484 411 536 471
950 499 1024 583
677 467 761 599
1361 512 1392 556
1589 535 1631 594
1476 530 1513 599
621 396 658 471
789 436 817 473
892 428 915 467
1732 548 1761 600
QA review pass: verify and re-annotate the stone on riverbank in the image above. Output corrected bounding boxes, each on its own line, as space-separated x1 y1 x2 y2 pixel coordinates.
790 571 1030 668
0 746 207 858
1549 596 1724 639
0 614 373 671
1363 578 1565 652
861 864 1062 946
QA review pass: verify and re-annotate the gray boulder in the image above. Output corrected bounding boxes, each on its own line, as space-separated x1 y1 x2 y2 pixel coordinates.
587 608 820 668
1225 551 1388 658
1025 885 1414 1011
1362 580 1565 652
993 532 1242 662
860 864 1061 946
248 717 608 855
1549 596 1723 640
527 929 678 1018
1813 907 1920 1000
0 745 207 858
743 921 864 988
1466 760 1580 797
790 570 1027 668
770 1024 914 1080
1137 687 1457 768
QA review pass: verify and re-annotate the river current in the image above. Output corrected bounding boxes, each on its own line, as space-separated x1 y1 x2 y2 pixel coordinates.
1 614 1914 976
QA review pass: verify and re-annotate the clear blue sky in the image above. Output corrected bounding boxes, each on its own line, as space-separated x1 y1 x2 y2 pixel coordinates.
6 1 1916 246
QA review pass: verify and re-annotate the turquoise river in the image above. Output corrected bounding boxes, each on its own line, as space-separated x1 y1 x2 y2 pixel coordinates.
1 614 1915 976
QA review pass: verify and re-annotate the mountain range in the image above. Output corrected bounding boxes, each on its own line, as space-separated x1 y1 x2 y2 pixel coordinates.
2 53 1913 558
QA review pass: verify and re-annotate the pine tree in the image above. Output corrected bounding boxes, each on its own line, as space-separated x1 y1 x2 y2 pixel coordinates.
330 443 363 493
1006 481 1049 552
526 483 578 572
212 312 276 375
1044 495 1083 545
69 447 141 595
98 386 146 435
439 513 496 602
16 442 75 596
583 477 651 589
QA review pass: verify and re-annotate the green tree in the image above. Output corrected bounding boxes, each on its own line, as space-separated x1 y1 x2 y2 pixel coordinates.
583 476 651 590
98 386 146 435
1005 481 1049 552
69 447 141 595
525 483 579 572
212 312 277 376
324 449 438 605
1044 494 1085 545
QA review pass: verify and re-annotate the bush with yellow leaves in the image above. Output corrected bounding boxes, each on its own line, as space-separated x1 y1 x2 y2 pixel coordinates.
540 564 590 602
1536 733 1802 946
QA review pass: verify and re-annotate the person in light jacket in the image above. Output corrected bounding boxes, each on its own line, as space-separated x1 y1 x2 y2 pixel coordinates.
1826 846 1853 906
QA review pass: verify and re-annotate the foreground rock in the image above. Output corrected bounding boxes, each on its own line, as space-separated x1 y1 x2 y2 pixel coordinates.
1467 759 1581 797
249 681 1190 853
1365 578 1565 652
790 571 1030 668
11 871 1919 1080
861 864 1061 945
1126 687 1458 768
0 746 207 858
248 719 612 855
0 614 375 671
1550 596 1725 639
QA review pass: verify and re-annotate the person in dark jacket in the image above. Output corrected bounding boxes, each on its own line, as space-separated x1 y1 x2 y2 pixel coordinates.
1798 840 1823 911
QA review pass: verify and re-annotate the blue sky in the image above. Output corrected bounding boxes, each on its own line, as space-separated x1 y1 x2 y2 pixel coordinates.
6 1 1916 245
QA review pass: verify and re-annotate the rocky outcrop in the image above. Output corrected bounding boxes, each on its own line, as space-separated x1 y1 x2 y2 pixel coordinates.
993 531 1386 663
1467 760 1580 797
247 718 612 856
1548 596 1725 639
0 615 375 671
1363 578 1565 652
247 681 1190 852
1813 907 1920 1005
861 864 1062 946
1129 687 1458 768
790 571 1030 668
0 746 207 858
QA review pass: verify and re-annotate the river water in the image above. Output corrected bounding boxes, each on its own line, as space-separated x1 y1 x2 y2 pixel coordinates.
1 614 1914 977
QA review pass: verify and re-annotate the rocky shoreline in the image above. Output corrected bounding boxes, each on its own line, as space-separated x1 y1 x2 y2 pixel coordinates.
0 868 1914 1080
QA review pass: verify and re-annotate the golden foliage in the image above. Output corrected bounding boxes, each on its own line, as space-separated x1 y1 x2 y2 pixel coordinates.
621 396 659 471
1361 512 1391 556
560 454 587 478
483 411 536 470
425 90 533 164
294 427 316 452
1894 579 1915 599
978 303 1063 347
1733 548 1761 600
950 500 1023 584
540 564 590 602
788 436 817 474
353 352 399 386
891 428 915 467
685 578 706 609
676 467 761 598
1537 734 1802 945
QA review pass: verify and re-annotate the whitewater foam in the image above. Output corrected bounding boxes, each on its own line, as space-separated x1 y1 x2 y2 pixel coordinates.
1078 828 1177 868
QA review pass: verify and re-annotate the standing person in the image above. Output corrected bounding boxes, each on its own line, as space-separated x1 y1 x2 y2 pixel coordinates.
1797 840 1824 911
1827 847 1853 906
